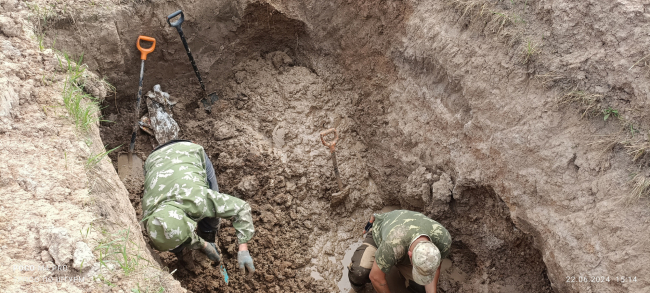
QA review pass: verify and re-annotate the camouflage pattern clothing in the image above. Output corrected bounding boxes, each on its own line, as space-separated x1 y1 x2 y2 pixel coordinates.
372 210 451 273
142 142 255 251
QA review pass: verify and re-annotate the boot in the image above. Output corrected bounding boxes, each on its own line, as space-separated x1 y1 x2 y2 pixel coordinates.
350 281 366 292
173 247 197 271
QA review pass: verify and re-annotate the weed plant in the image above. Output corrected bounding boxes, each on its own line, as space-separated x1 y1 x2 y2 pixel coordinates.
95 229 148 277
86 145 121 168
58 53 107 132
602 108 619 121
521 39 540 64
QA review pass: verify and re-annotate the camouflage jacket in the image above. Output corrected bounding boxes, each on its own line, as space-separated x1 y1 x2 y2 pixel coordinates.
142 142 255 251
372 210 451 273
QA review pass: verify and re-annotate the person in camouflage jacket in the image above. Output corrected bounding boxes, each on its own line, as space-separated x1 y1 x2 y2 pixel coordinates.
142 140 255 276
348 210 452 293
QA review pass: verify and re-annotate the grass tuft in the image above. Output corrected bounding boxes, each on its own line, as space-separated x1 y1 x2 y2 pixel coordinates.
623 139 650 161
95 229 149 277
521 39 540 64
58 53 107 131
602 107 619 121
556 90 603 118
27 3 57 33
628 174 650 202
446 0 525 33
490 11 521 32
86 145 121 169
451 0 490 18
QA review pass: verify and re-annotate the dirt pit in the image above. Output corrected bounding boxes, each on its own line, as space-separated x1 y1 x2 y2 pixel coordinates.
39 1 553 292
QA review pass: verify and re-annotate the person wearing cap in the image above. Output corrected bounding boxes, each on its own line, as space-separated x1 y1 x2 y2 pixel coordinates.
141 140 256 277
347 210 451 293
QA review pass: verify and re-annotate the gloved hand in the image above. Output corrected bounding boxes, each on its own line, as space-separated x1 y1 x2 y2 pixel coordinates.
202 242 221 263
237 250 255 277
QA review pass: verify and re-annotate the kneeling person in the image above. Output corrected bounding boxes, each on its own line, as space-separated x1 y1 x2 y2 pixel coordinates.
348 210 451 293
142 140 255 276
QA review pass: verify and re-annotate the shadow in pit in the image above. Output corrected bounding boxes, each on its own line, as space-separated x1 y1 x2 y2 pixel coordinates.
430 186 554 293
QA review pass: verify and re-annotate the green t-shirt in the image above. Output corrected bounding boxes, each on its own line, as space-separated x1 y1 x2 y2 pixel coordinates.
372 210 451 273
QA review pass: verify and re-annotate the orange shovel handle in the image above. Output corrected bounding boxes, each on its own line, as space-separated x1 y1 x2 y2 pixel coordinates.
137 36 156 60
320 128 339 153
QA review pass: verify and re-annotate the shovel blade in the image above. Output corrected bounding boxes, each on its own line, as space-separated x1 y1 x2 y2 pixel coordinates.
200 92 219 112
117 152 144 184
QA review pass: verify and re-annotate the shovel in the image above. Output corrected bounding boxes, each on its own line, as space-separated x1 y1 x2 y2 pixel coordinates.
320 128 348 205
166 10 219 112
117 36 155 182
320 128 343 191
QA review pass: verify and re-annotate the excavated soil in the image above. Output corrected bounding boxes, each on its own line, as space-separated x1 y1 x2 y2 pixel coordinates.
91 3 551 293
34 0 650 292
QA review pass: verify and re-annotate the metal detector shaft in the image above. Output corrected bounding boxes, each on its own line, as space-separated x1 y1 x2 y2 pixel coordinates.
128 59 146 155
167 10 208 98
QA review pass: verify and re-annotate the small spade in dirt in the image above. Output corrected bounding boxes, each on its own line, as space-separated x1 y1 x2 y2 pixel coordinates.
320 128 349 206
330 186 350 207
118 35 155 183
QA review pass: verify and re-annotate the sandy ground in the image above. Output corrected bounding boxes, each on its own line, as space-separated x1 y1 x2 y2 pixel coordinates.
2 0 650 292
0 0 184 292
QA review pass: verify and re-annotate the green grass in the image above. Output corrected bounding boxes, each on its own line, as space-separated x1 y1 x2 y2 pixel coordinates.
521 39 540 64
80 224 93 240
602 107 619 121
58 52 86 83
57 53 109 131
62 81 102 131
86 145 121 168
89 226 176 291
27 3 56 30
95 229 149 276
37 34 45 51
556 91 624 123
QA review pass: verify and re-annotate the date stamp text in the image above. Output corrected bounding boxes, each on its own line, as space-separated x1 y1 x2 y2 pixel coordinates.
566 276 638 283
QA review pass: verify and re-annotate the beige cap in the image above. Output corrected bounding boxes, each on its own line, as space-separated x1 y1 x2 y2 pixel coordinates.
412 241 441 285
